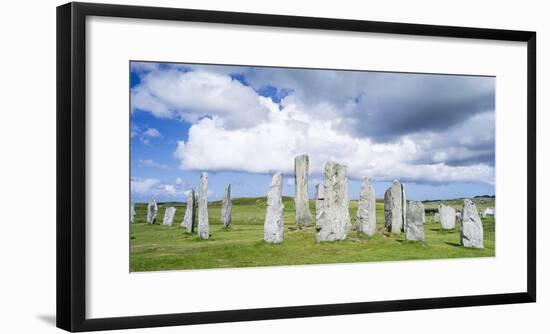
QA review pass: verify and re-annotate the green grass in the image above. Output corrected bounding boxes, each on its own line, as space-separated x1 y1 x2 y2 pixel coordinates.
130 197 495 272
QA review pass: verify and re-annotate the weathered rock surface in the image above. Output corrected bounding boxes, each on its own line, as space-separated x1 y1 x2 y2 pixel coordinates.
294 154 313 227
221 184 232 229
181 189 196 232
162 207 176 226
460 199 484 248
357 177 376 236
130 202 136 224
316 161 350 242
198 172 209 240
315 183 325 228
147 198 158 224
438 204 456 230
264 172 284 243
384 180 406 233
405 200 425 241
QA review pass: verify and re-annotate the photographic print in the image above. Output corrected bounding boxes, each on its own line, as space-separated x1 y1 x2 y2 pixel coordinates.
129 61 496 272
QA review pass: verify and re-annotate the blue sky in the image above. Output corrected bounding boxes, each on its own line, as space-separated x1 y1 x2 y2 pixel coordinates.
130 61 495 202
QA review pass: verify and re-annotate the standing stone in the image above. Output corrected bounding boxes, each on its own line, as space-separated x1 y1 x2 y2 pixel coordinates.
481 207 495 218
147 197 158 224
384 180 406 233
405 201 425 241
357 177 377 236
264 172 284 243
433 212 440 222
315 183 325 228
460 199 484 248
316 161 350 242
130 202 136 224
181 190 196 232
294 154 313 227
439 204 456 230
162 207 176 226
198 172 209 240
221 184 232 229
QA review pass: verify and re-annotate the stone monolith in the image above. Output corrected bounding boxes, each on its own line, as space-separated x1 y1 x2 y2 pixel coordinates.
357 177 376 236
130 202 136 224
405 200 425 241
264 172 284 243
384 180 406 233
147 197 158 224
181 190 196 232
316 161 350 242
162 207 176 226
460 199 484 248
294 154 313 227
221 184 232 229
198 172 209 240
439 204 456 230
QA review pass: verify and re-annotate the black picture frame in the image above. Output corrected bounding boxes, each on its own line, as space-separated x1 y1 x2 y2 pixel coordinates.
57 2 536 332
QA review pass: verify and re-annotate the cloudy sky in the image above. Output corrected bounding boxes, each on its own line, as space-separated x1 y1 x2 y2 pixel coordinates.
130 61 495 202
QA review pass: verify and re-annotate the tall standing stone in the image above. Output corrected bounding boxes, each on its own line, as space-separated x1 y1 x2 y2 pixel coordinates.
221 184 232 229
384 180 406 233
198 172 209 240
130 202 136 224
147 197 158 224
357 177 377 236
460 199 484 248
438 204 456 230
315 183 325 227
316 161 350 242
294 154 313 227
264 172 284 243
405 201 425 241
181 190 196 232
162 207 176 226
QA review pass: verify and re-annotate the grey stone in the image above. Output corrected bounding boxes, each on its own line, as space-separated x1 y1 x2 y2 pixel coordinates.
460 199 484 248
316 161 350 242
221 184 232 229
264 172 284 243
357 177 376 236
294 154 313 227
433 212 440 222
481 207 495 218
162 207 176 226
181 190 196 232
315 183 325 228
384 180 406 233
147 197 158 224
130 202 136 224
198 172 209 240
405 200 425 241
439 204 456 230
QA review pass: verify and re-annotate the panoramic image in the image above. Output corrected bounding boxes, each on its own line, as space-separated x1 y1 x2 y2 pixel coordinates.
129 61 496 272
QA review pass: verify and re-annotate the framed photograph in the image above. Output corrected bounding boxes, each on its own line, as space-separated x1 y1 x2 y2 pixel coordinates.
57 2 536 332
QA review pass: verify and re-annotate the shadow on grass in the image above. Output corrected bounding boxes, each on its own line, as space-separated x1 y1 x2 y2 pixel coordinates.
445 242 462 247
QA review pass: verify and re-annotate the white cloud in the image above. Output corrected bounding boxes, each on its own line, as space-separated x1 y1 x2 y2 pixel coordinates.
143 128 161 138
175 177 183 185
131 178 160 197
174 102 494 185
138 159 170 170
131 69 271 129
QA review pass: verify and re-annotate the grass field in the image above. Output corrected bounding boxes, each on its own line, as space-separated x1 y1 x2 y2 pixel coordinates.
130 197 495 272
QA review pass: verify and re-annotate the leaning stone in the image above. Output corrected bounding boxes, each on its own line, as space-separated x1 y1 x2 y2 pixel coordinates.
438 204 456 230
294 154 313 227
460 199 484 248
357 177 376 236
130 202 136 224
316 161 350 242
264 172 284 243
181 190 196 232
405 201 425 241
147 198 158 224
315 183 325 228
221 184 232 229
384 180 406 233
198 172 209 240
162 207 176 226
